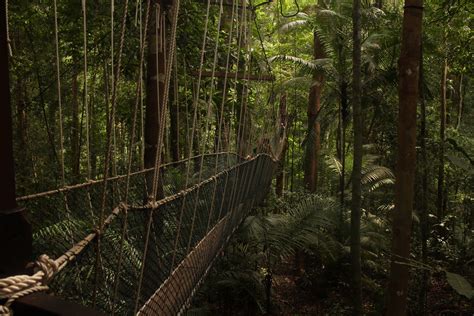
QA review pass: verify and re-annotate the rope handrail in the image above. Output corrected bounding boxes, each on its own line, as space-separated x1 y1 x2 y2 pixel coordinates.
130 153 276 212
16 152 242 202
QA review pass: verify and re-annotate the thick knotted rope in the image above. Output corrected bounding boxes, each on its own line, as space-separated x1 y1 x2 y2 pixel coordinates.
0 255 58 315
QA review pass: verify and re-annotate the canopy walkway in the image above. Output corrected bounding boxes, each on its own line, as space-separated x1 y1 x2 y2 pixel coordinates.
10 153 275 315
0 0 283 314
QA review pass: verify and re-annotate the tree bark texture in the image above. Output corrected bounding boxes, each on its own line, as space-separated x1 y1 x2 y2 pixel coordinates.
304 30 325 193
351 0 363 313
386 1 423 315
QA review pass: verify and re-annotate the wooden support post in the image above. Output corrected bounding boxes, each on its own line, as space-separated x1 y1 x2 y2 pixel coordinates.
0 0 32 277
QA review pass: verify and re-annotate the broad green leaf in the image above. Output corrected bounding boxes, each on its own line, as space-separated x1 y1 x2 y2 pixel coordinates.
445 271 474 299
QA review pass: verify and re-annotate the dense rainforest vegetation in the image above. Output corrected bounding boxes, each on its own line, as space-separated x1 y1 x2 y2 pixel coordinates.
5 0 474 314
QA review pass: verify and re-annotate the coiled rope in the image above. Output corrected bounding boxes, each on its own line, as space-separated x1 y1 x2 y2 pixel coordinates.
0 255 58 316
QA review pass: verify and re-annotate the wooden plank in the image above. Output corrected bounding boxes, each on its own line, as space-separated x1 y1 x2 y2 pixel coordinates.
138 214 231 315
192 71 275 81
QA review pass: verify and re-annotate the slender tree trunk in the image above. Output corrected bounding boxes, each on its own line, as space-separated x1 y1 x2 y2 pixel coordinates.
90 73 98 179
375 0 383 9
437 57 447 219
169 66 180 161
237 83 251 157
145 1 165 198
304 30 325 193
455 74 463 130
170 83 180 161
276 93 288 196
339 80 348 239
71 70 81 180
386 1 423 315
418 39 429 316
351 0 363 313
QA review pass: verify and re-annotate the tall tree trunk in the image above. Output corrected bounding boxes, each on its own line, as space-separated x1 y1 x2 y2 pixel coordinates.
455 74 463 130
375 0 383 9
386 1 423 315
276 93 288 196
351 0 363 313
437 57 447 219
339 80 348 240
144 1 166 198
169 71 180 162
418 39 429 316
237 84 251 156
71 70 81 180
304 30 325 193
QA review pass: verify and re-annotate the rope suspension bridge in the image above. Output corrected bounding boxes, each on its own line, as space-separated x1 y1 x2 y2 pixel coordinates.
0 0 285 315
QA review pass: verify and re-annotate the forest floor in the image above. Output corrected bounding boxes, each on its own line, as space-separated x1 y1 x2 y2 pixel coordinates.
271 261 474 315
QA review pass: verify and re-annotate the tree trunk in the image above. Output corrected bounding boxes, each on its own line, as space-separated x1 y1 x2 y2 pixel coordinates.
351 0 363 313
437 57 447 219
237 82 251 157
455 73 463 130
304 30 325 193
144 1 166 198
276 93 288 197
418 39 429 316
71 70 81 180
339 80 348 240
386 1 423 315
375 0 383 9
169 64 180 162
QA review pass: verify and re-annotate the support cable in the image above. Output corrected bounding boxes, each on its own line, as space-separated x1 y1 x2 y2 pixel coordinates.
53 0 65 185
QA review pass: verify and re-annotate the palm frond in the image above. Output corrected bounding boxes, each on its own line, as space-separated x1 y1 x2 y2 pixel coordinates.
362 165 394 185
268 55 332 75
326 156 343 176
278 19 308 33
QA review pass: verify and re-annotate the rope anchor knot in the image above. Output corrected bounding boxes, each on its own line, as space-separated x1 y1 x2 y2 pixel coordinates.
0 255 57 316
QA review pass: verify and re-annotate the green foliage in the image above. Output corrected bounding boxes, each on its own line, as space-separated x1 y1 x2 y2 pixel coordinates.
445 271 474 299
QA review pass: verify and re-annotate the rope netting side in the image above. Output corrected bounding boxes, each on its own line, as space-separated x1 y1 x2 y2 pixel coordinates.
6 154 274 315
18 153 241 259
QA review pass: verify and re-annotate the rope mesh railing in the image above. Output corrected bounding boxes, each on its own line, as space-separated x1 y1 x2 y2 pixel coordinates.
14 153 275 315
18 153 240 259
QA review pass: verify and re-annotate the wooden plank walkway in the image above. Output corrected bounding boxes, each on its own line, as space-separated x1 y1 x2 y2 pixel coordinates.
137 207 239 315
